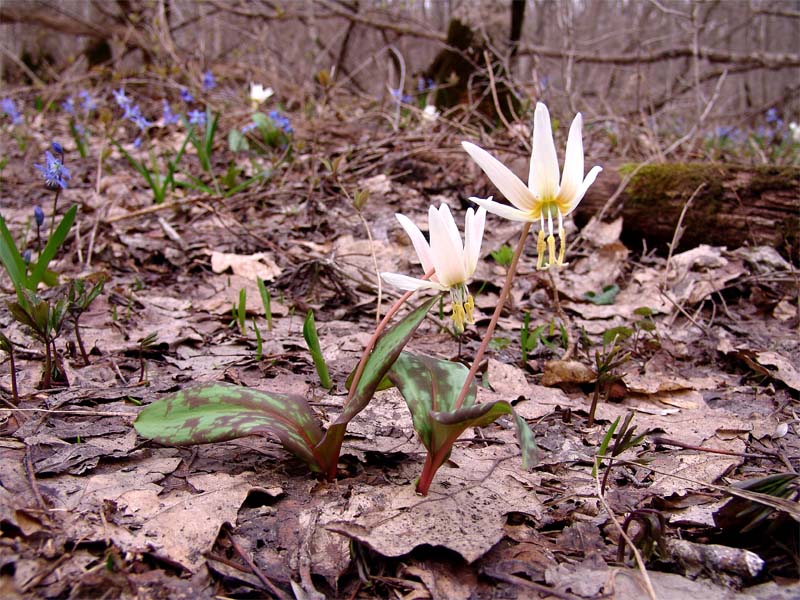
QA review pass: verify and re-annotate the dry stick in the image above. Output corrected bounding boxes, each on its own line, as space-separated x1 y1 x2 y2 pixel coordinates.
594 458 658 600
455 222 531 410
661 182 706 290
227 530 292 600
547 270 576 360
105 194 212 223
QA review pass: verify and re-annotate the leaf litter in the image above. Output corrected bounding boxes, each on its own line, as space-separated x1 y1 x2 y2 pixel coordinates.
1 98 798 599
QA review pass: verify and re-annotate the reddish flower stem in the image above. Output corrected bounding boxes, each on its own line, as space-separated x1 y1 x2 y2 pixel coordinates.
345 268 435 407
455 222 531 410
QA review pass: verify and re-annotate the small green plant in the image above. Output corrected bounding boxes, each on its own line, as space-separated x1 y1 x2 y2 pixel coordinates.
114 134 192 204
593 411 645 493
235 288 247 335
584 284 620 305
490 244 514 267
137 332 159 383
7 290 69 389
302 310 333 389
589 336 631 426
520 316 566 359
257 277 273 331
66 274 107 365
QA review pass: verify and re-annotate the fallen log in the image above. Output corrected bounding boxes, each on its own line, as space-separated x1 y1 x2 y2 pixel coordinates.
575 163 799 263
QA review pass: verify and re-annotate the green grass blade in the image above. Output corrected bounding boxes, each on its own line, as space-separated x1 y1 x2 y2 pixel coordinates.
303 310 333 389
28 204 76 289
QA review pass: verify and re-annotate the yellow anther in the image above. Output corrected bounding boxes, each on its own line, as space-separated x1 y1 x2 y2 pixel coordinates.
557 226 567 266
547 234 556 269
451 303 467 334
465 294 475 323
536 229 546 270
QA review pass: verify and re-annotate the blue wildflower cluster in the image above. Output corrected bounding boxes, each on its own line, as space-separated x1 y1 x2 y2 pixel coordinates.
61 89 98 116
269 110 293 134
390 88 413 104
202 70 216 91
2 98 23 125
113 88 153 148
162 100 181 125
35 145 71 191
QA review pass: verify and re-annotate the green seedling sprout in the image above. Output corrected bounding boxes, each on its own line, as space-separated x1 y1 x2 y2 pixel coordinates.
113 129 192 204
67 274 107 365
237 288 247 335
257 278 273 331
588 335 630 426
137 332 159 383
302 310 333 389
7 290 69 389
490 243 514 267
593 411 645 494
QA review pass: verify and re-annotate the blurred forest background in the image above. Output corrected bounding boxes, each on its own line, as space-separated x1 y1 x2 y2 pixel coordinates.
2 0 799 164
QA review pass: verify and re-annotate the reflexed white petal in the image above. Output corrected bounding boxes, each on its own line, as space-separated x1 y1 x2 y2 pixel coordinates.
462 141 536 211
428 205 466 287
564 165 603 215
559 113 584 207
463 206 485 276
380 272 444 292
395 213 435 274
470 196 535 222
530 102 560 200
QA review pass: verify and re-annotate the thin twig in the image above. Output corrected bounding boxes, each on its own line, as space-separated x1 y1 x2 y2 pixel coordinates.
594 457 658 600
227 529 292 600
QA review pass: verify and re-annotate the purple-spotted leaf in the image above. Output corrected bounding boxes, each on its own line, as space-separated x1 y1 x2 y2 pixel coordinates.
314 295 440 475
134 382 326 471
389 352 538 493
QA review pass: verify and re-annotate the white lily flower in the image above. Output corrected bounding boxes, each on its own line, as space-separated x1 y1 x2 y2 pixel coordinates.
382 203 486 333
250 83 274 108
462 102 602 269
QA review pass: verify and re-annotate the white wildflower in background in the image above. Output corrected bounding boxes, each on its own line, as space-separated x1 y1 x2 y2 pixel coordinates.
250 83 274 108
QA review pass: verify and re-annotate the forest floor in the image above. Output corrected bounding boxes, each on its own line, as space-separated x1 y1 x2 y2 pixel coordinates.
0 84 799 599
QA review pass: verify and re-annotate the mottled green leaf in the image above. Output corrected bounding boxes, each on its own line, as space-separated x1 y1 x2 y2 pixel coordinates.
390 352 538 469
314 295 439 472
134 382 325 471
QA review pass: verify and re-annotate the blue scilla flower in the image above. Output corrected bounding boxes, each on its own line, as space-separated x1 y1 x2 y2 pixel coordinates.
79 89 97 113
35 150 71 191
202 70 216 91
389 88 413 104
765 108 779 124
34 206 45 227
52 141 64 155
417 78 435 92
61 97 76 115
22 249 32 265
268 110 293 134
162 100 180 125
188 109 206 127
241 121 258 134
180 88 194 103
113 88 131 107
1 98 23 125
133 137 142 149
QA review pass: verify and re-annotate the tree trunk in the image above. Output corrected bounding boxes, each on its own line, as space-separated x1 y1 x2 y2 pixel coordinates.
574 163 799 263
